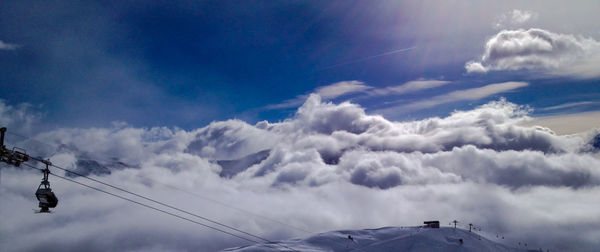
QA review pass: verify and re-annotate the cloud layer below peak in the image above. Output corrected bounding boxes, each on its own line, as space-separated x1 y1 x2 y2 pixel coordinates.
1 97 600 251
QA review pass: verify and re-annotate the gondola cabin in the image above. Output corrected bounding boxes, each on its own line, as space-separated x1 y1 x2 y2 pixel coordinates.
36 185 58 213
35 160 58 213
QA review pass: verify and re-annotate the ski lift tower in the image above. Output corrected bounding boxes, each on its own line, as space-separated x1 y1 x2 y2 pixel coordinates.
0 127 29 167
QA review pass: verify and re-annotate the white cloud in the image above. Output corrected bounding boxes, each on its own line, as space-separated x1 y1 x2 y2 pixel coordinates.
0 40 21 50
464 61 487 73
510 10 537 24
494 10 538 29
0 100 41 135
267 79 452 110
466 28 600 78
377 81 528 113
539 101 600 112
522 110 600 135
265 81 371 110
314 80 371 99
185 119 280 160
2 96 600 251
369 80 451 96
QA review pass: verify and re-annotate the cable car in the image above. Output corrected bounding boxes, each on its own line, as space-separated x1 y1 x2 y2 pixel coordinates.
0 128 58 213
35 161 58 213
36 184 58 213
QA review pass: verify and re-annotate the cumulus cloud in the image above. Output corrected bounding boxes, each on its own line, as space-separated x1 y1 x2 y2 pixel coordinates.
0 40 21 50
466 28 600 78
2 95 600 251
185 119 279 160
464 61 487 73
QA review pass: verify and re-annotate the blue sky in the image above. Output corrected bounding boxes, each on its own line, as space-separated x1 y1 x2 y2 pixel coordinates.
1 0 599 130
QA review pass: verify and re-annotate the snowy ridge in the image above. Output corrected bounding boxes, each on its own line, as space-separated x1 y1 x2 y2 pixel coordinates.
223 226 526 252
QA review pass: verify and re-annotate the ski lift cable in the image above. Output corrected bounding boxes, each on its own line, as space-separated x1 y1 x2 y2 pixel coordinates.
6 128 311 235
24 157 302 252
4 130 302 251
24 163 301 252
26 157 286 245
52 174 267 245
21 162 260 244
27 157 271 243
158 182 312 234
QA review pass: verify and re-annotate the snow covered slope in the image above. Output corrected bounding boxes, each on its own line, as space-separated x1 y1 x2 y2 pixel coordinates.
223 226 525 252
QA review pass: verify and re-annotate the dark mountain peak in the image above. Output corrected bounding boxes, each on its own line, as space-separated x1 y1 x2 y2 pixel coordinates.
592 133 600 149
68 158 134 178
217 149 271 178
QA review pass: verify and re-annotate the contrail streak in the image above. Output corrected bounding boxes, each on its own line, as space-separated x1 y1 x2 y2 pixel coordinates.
317 46 417 71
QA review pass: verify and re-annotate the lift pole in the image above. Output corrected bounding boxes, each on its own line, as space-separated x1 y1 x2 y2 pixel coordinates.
1 127 5 148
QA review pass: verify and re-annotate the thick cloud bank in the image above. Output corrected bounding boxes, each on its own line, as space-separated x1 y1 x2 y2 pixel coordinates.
1 96 600 251
466 28 600 78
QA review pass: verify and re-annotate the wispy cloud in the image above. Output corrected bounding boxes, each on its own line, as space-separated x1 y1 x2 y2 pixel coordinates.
317 46 416 71
368 80 451 96
539 101 600 111
315 80 371 99
266 79 451 110
265 81 371 110
494 9 538 29
0 40 21 50
376 81 529 114
523 110 600 135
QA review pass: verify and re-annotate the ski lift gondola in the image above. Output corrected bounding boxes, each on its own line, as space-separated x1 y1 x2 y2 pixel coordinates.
0 127 59 213
35 160 58 213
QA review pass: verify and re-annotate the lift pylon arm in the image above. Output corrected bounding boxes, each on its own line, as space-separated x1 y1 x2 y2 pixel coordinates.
0 127 30 167
0 128 57 212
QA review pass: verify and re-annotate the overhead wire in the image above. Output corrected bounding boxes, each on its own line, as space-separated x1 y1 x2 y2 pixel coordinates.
5 129 418 252
15 147 301 251
5 127 310 235
27 156 284 245
3 129 303 251
158 182 312 234
8 128 547 251
20 162 260 244
5 128 311 233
